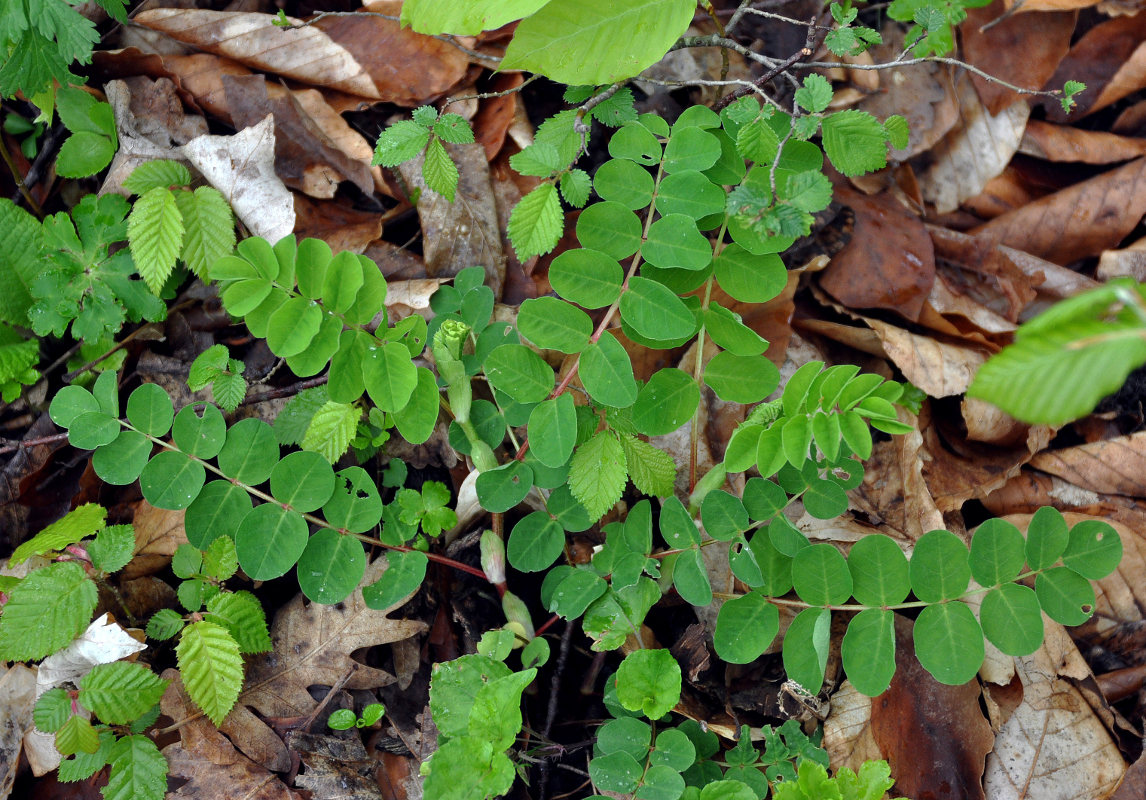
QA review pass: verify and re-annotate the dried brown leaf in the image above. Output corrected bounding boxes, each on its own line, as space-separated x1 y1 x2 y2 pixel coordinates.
1029 432 1146 497
1019 120 1146 164
1042 12 1146 121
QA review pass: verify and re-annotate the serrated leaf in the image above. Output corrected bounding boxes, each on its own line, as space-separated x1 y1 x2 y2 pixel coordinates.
79 661 169 724
508 182 564 260
55 714 99 756
781 170 833 213
176 621 244 726
205 591 272 653
883 114 909 151
87 524 135 574
147 609 184 641
104 735 167 800
123 160 191 194
570 431 628 521
176 186 235 279
128 186 184 294
423 137 460 201
9 503 106 564
0 198 42 327
372 120 429 167
211 371 247 412
821 109 888 177
795 74 833 113
0 561 97 661
301 401 361 463
620 435 676 498
559 169 591 207
58 728 115 782
433 113 475 144
510 142 564 177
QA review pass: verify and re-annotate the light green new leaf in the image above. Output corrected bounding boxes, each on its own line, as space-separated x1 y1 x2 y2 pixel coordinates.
569 431 628 520
8 502 106 564
0 561 97 661
176 621 244 726
502 0 696 85
175 186 234 279
423 138 460 201
78 662 168 724
128 186 184 294
620 435 676 497
301 401 361 464
0 198 41 326
123 160 191 194
820 109 888 177
795 74 833 114
401 0 550 34
508 183 564 260
615 648 682 719
372 120 429 167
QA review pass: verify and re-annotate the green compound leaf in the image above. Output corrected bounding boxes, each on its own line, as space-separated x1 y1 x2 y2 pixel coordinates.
820 109 888 177
508 511 565 572
783 607 831 694
632 368 700 436
0 561 97 661
301 400 361 463
847 534 910 606
981 583 1044 657
704 304 768 357
128 187 184 295
701 780 756 800
1035 566 1096 626
701 490 748 541
176 620 243 726
139 450 205 510
615 648 682 719
500 0 696 85
841 608 896 697
68 411 120 450
969 518 1027 587
674 548 712 606
508 182 563 260
126 383 173 437
577 201 643 260
549 248 624 308
484 343 554 404
171 403 226 459
909 529 971 602
298 529 368 604
528 394 577 468
176 186 235 279
544 566 608 618
1062 518 1122 580
50 385 100 428
518 296 592 353
913 602 984 686
570 431 628 521
205 590 273 654
610 123 662 165
704 352 779 404
642 214 713 270
362 549 429 610
1026 505 1069 571
78 662 168 724
423 137 460 201
185 481 252 548
267 297 322 358
270 450 336 512
663 127 721 173
323 467 384 533
792 543 853 606
656 170 725 220
217 417 280 485
803 477 848 520
580 332 638 408
392 367 440 446
8 503 106 564
475 461 535 513
714 591 779 664
235 504 308 580
620 276 696 341
713 245 787 304
88 524 136 574
595 158 655 209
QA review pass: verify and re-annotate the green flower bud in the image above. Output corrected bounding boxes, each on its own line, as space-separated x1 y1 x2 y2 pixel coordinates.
480 530 505 585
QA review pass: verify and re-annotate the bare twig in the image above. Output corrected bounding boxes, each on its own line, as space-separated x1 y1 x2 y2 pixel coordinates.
795 56 1067 100
574 82 626 155
0 432 69 457
671 34 782 70
444 74 540 109
0 129 43 217
714 18 818 111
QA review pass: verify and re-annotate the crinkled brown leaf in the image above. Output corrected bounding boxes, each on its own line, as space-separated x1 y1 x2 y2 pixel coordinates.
1019 120 1146 164
1042 12 1146 121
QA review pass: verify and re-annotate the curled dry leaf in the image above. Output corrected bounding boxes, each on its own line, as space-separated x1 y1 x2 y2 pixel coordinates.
1042 12 1146 121
181 115 296 243
293 193 383 254
970 157 1146 266
134 10 381 98
915 76 1030 215
1098 236 1146 281
121 500 187 580
161 672 302 800
0 665 36 793
960 3 1075 115
1029 432 1146 498
1019 120 1146 164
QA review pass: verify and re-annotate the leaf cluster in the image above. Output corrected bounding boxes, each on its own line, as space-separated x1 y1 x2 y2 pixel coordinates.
372 104 474 201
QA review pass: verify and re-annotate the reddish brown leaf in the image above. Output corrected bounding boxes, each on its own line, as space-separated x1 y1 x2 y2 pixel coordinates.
1042 12 1146 122
961 3 1075 114
1019 120 1146 164
818 189 935 321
